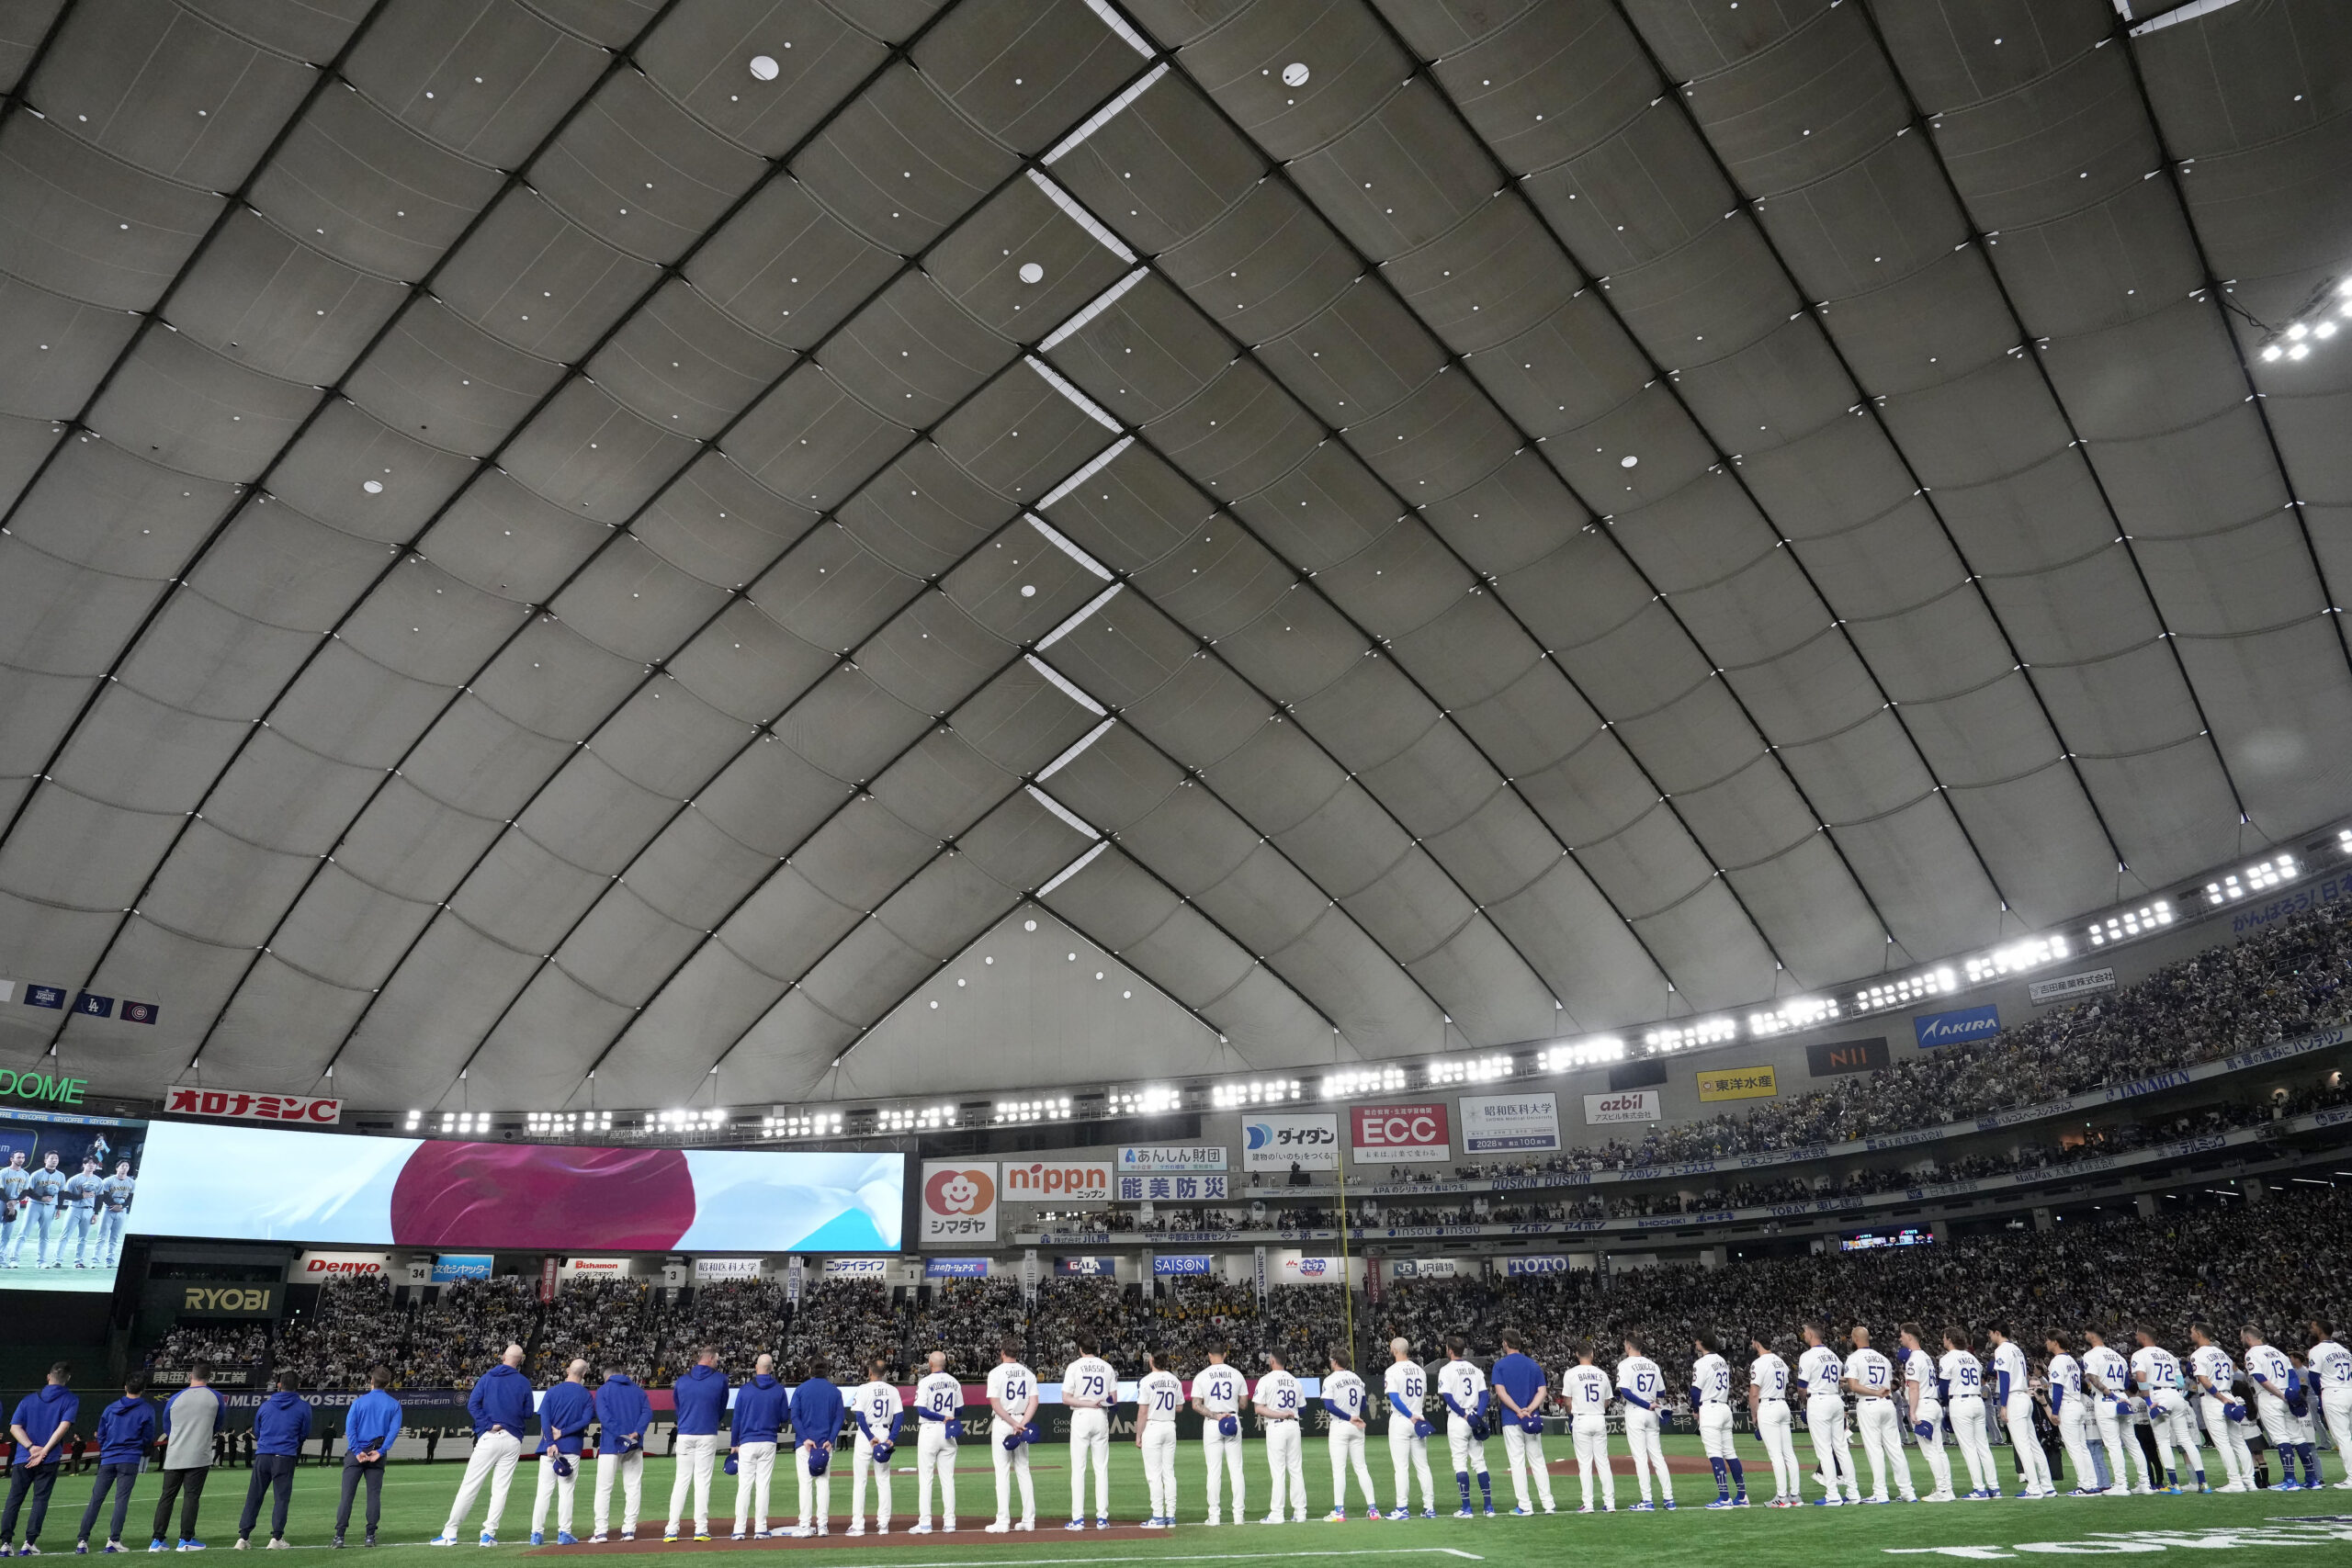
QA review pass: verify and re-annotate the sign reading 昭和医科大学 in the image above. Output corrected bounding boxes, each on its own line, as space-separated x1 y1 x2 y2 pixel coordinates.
1695 1065 1779 1103
0 1068 87 1108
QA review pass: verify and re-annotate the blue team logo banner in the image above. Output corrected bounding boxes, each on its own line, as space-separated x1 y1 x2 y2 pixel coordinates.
73 993 114 1018
1116 1173 1227 1201
432 1253 493 1282
1151 1254 1213 1276
1054 1256 1116 1276
23 986 65 1010
924 1257 989 1279
1914 1005 2000 1048
1505 1256 1571 1277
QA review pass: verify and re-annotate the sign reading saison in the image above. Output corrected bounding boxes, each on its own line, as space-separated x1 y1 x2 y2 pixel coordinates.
920 1160 998 1245
1694 1065 1779 1103
1350 1101 1451 1164
1804 1036 1891 1077
1457 1092 1560 1153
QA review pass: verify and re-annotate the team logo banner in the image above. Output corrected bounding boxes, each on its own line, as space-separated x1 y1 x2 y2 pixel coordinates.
1459 1092 1559 1153
1241 1113 1339 1171
1116 1172 1227 1201
1695 1065 1778 1102
921 1160 998 1245
1583 1089 1661 1124
1118 1145 1226 1172
164 1087 341 1124
1001 1159 1112 1201
1504 1256 1572 1277
1915 1004 2000 1047
1351 1102 1450 1163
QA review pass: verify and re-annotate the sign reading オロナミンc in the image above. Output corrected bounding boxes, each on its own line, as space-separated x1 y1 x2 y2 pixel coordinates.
164 1087 341 1124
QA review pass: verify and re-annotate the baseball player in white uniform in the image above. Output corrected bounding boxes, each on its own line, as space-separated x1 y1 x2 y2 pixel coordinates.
2187 1324 2253 1491
1844 1325 1916 1503
1060 1334 1117 1529
1563 1347 1615 1513
1437 1338 1496 1517
1191 1347 1246 1526
1320 1352 1379 1521
2305 1319 2352 1487
1383 1339 1436 1519
2041 1333 2102 1495
847 1359 903 1534
983 1339 1037 1532
2131 1329 2205 1493
1939 1329 1998 1497
1798 1324 1860 1506
2082 1329 2151 1494
2240 1327 2308 1490
1690 1332 1744 1506
1986 1325 2053 1498
908 1352 960 1533
1615 1336 1672 1511
1136 1350 1185 1528
1748 1335 1801 1505
1899 1326 1955 1502
1254 1352 1307 1524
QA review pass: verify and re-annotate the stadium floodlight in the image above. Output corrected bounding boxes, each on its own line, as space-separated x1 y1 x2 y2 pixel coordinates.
993 1095 1073 1124
403 1110 421 1131
2256 272 2349 364
2204 852 2298 906
1316 1066 1404 1100
1748 996 1839 1037
1539 1036 1625 1073
1425 1053 1513 1086
2087 900 2173 947
2341 827 2352 856
1110 1085 1182 1117
1850 966 1957 1014
1642 1017 1736 1055
763 1110 842 1139
1211 1077 1303 1109
1962 934 2070 985
876 1104 956 1133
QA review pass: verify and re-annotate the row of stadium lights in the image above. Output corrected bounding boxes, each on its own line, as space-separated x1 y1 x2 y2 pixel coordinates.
408 849 2322 1144
2256 277 2352 362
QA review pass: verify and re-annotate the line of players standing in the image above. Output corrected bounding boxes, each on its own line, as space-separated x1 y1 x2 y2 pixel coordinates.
0 1153 136 1271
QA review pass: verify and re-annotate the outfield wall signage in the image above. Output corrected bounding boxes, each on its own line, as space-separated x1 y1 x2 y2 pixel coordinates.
1695 1065 1778 1102
1350 1102 1450 1163
1241 1113 1339 1171
1915 1004 2000 1047
1116 1172 1227 1201
1458 1092 1558 1153
1001 1159 1112 1201
1583 1089 1661 1124
1151 1254 1213 1275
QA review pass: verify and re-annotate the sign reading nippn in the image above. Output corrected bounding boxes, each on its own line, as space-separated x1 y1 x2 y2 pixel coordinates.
1001 1160 1112 1201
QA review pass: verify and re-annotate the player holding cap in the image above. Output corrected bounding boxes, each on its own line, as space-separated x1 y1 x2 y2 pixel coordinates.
1191 1345 1245 1527
1320 1350 1377 1521
2238 1327 2309 1492
1492 1332 1555 1516
1987 1325 2053 1498
1383 1339 1435 1520
728 1354 786 1539
2042 1333 2102 1496
1562 1345 1614 1514
846 1358 901 1536
590 1360 650 1541
786 1359 844 1538
2186 1324 2253 1492
528 1360 592 1546
1939 1327 1997 1498
1437 1337 1494 1517
1797 1324 1859 1506
983 1339 1037 1533
1899 1325 1955 1502
2305 1320 2352 1487
1844 1325 1915 1504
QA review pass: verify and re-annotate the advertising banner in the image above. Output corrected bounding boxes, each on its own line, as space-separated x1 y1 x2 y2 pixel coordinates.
820 1258 889 1279
1914 1005 2000 1048
1387 1258 1459 1279
1252 1245 1267 1300
693 1257 761 1282
1116 1172 1227 1201
1241 1113 1340 1171
1022 1248 1039 1301
559 1257 632 1279
128 1122 903 1252
160 1281 282 1318
2030 968 2116 1006
432 1254 492 1282
1504 1256 1572 1277
1151 1254 1213 1276
1694 1065 1778 1103
1804 1036 1891 1077
288 1250 391 1280
1583 1089 1661 1125
538 1256 557 1303
1054 1256 1116 1276
924 1257 989 1279
162 1087 340 1125
1001 1159 1113 1202
1350 1102 1451 1163
1118 1145 1226 1173
785 1254 804 1303
1279 1254 1343 1282
920 1160 997 1246
1459 1092 1559 1153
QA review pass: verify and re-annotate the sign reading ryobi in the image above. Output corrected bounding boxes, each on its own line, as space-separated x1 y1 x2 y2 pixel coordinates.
1001 1160 1112 1201
1350 1102 1450 1164
1914 1004 2001 1048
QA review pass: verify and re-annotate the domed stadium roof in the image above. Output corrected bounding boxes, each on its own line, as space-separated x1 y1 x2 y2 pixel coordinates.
0 0 2345 1111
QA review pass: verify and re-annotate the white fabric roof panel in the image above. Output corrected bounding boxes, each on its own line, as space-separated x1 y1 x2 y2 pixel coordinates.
6 0 2347 1106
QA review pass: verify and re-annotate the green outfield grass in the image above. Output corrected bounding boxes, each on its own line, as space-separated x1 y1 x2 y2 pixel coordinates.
17 1436 2349 1567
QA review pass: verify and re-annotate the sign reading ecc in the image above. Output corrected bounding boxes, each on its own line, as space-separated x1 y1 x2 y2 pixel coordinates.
1350 1102 1450 1163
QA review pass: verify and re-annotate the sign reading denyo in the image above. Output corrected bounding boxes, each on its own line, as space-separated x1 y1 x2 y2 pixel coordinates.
920 1160 998 1245
1241 1112 1339 1171
431 1254 492 1283
1117 1145 1226 1173
1350 1102 1450 1163
1583 1089 1661 1125
1914 1004 2001 1048
1458 1092 1559 1153
288 1251 390 1280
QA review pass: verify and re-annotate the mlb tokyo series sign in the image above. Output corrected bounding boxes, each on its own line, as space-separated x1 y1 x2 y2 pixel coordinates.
1118 1145 1226 1173
1001 1159 1112 1201
1351 1102 1451 1163
1458 1092 1559 1153
1914 1004 2001 1048
1241 1112 1339 1171
1583 1089 1661 1125
920 1160 998 1245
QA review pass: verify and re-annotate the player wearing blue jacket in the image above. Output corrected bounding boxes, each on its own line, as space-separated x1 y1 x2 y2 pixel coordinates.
434 1344 531 1546
3 1364 79 1555
591 1368 651 1542
75 1375 157 1551
1492 1333 1557 1515
729 1356 789 1539
530 1360 594 1546
786 1363 846 1539
334 1366 401 1548
664 1350 729 1541
235 1375 313 1548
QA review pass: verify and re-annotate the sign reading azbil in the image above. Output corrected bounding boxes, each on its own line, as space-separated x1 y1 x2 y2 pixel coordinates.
165 1087 341 1124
